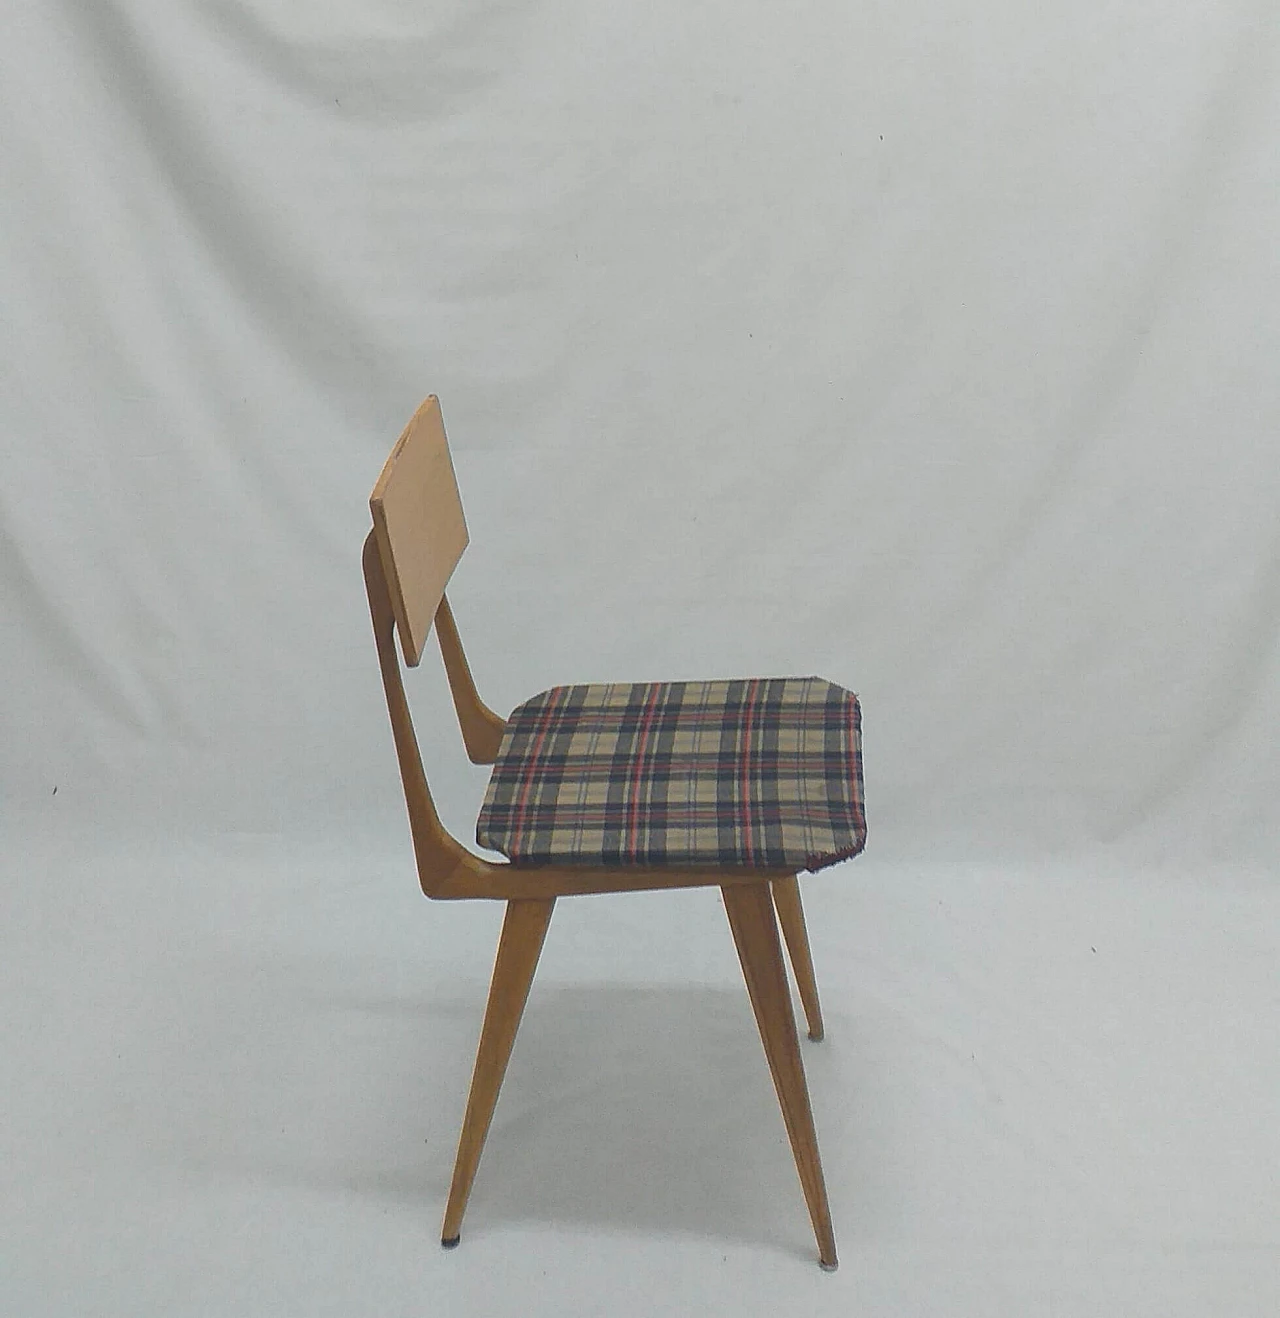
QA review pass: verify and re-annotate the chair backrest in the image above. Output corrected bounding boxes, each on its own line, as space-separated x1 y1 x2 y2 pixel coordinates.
369 395 469 667
365 397 507 900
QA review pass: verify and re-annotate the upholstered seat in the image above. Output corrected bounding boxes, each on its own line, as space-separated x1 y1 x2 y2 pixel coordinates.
478 676 865 871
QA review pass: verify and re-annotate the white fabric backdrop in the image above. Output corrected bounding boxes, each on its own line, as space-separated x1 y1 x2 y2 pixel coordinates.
3 3 1279 1314
4 0 1278 859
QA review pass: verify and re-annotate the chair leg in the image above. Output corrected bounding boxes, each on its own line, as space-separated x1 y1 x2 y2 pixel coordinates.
722 883 838 1270
441 897 555 1247
771 875 825 1042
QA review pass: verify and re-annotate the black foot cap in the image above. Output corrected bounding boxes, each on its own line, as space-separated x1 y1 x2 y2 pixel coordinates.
441 1235 460 1250
808 1030 825 1042
819 1259 839 1273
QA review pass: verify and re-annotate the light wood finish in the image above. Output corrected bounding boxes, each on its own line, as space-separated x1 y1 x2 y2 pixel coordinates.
772 875 825 1042
722 883 838 1270
370 395 469 668
442 897 555 1245
364 397 839 1266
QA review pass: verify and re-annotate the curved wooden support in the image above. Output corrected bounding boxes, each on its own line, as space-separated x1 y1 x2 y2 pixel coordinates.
366 532 794 903
434 594 505 764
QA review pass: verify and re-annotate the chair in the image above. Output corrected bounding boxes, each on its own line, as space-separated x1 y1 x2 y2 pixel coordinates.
363 397 866 1270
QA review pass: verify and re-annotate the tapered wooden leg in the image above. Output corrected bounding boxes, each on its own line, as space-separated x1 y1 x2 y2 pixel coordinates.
441 897 554 1247
772 875 825 1042
723 882 838 1270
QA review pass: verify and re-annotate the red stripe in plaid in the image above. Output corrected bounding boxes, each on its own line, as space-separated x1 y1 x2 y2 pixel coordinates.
509 683 565 857
741 677 760 858
627 683 662 856
477 677 866 872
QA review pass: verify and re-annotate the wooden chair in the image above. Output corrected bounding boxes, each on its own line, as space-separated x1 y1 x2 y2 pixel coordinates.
363 397 866 1270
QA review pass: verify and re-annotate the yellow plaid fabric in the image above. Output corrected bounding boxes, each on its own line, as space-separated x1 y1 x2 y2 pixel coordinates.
477 677 865 871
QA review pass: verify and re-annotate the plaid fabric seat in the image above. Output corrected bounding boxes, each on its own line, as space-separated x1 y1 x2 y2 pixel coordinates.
477 677 865 872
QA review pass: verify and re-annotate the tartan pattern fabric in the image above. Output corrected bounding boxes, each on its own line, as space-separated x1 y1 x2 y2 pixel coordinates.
477 677 865 872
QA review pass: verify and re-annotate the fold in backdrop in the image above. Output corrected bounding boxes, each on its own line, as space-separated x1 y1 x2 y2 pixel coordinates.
2 0 1278 862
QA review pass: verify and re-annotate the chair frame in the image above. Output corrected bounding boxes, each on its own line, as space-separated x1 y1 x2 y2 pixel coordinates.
363 397 838 1269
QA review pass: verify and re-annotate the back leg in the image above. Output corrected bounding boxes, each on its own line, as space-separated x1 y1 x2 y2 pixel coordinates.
772 876 825 1042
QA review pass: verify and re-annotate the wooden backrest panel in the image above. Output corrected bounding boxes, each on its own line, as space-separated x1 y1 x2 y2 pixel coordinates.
370 396 468 667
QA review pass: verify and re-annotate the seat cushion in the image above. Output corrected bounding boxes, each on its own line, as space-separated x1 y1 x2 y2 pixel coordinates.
477 677 865 871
